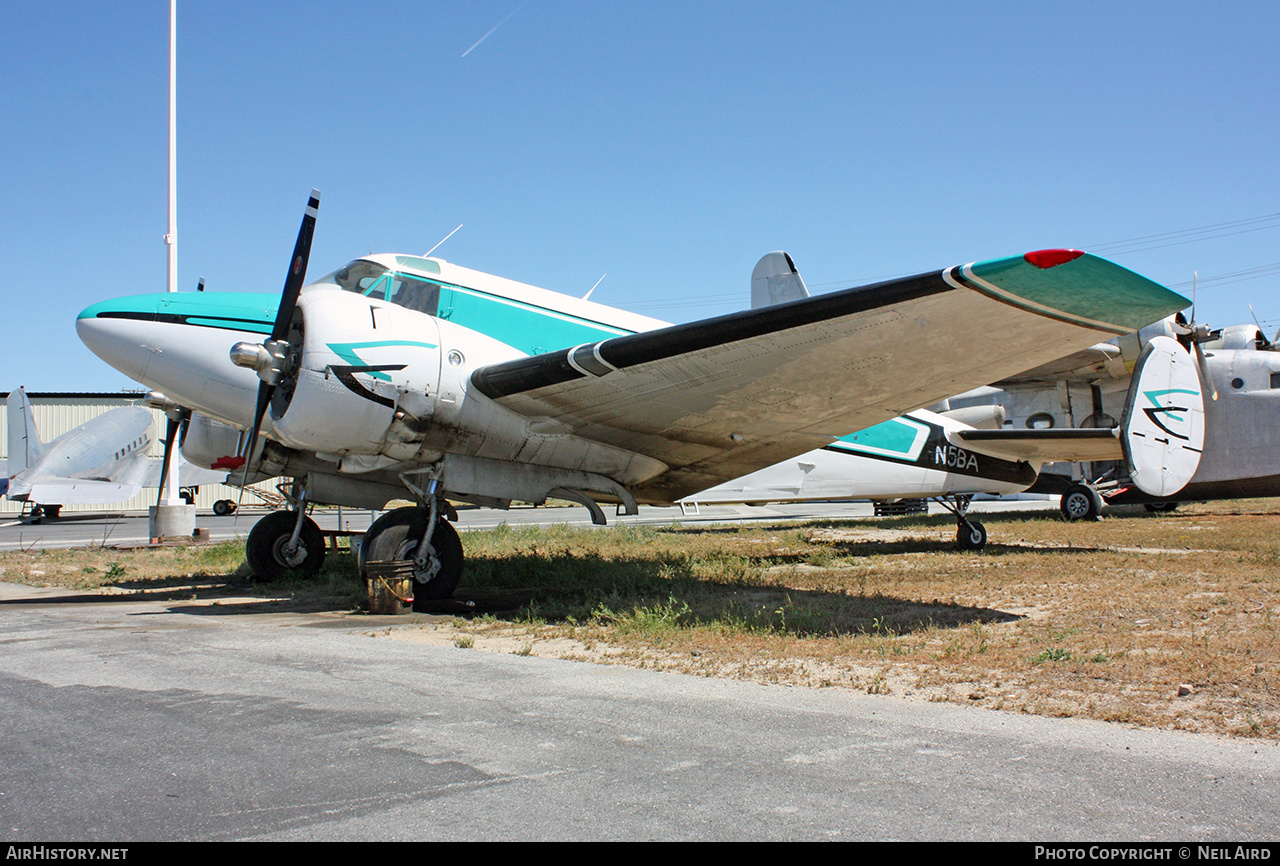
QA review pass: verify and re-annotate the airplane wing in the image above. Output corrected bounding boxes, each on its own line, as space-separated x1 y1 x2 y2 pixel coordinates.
470 250 1188 503
140 459 229 488
990 342 1130 386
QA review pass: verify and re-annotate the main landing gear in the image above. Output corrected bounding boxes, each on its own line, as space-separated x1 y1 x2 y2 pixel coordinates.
245 483 325 582
361 506 464 610
21 502 60 523
934 495 987 551
1059 483 1103 521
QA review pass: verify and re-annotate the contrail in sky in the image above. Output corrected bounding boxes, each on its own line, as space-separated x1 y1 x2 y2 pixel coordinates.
461 3 527 58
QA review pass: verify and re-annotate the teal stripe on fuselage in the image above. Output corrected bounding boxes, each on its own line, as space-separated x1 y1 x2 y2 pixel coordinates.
77 292 280 334
438 285 632 354
829 415 930 461
78 283 632 357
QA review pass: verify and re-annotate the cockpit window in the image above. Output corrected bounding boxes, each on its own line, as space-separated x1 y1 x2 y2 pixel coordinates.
318 260 390 294
316 260 441 316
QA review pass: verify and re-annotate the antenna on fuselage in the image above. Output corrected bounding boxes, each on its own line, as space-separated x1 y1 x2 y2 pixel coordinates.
423 224 463 258
583 274 606 301
196 277 204 292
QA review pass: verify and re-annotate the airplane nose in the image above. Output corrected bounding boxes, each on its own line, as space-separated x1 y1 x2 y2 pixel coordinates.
76 291 278 426
77 297 160 383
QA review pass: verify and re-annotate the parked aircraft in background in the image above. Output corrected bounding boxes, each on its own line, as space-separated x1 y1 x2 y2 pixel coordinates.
75 191 1188 607
950 315 1280 519
3 387 226 520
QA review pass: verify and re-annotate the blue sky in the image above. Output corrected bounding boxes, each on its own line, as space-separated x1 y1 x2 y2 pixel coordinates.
5 1 1279 391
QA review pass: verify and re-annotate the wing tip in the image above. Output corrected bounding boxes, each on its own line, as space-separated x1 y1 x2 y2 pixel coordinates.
1023 249 1086 269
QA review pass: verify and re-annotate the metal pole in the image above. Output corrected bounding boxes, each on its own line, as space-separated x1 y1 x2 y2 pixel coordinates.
163 0 180 506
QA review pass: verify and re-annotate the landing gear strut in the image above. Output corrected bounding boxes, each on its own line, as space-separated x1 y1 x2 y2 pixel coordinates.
245 482 325 581
934 494 987 551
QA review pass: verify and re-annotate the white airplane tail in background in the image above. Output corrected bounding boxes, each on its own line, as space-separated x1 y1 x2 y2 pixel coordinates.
6 387 44 479
750 251 811 309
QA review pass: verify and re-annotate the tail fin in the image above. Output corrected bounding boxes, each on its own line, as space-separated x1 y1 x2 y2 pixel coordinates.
1120 336 1204 497
751 251 811 309
6 387 44 478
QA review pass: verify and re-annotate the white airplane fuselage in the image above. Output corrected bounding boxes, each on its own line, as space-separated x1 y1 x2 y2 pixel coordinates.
5 402 153 504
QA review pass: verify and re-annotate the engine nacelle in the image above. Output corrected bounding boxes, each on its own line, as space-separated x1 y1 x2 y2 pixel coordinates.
270 289 444 455
181 412 243 469
1209 323 1269 351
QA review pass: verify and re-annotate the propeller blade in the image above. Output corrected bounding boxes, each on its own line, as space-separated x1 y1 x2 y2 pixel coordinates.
238 382 273 477
235 188 322 473
1193 341 1219 402
271 188 321 342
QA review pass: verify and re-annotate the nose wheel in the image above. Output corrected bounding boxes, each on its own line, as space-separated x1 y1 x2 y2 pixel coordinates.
246 509 326 581
361 506 464 610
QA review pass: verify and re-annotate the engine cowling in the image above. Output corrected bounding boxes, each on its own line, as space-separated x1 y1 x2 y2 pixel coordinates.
269 289 444 455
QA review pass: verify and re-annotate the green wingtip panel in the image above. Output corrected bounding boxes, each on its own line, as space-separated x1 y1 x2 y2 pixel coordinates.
969 253 1190 333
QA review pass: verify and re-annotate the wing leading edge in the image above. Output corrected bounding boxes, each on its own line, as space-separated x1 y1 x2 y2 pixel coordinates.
471 251 1188 503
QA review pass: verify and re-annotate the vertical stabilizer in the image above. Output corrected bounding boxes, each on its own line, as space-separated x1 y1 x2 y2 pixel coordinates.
751 251 811 309
1120 337 1204 497
6 387 44 479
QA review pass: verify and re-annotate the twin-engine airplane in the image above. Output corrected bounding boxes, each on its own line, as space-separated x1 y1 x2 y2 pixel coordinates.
76 191 1188 606
971 313 1280 519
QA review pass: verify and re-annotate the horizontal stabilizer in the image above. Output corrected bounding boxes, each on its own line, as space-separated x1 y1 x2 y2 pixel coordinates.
1120 336 1204 497
954 427 1122 464
937 404 1005 430
22 480 142 505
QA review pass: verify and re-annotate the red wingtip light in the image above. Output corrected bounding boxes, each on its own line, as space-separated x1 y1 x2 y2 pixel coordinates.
1024 249 1085 269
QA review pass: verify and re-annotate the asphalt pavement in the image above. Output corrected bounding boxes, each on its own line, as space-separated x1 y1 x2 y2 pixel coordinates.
1 578 1275 841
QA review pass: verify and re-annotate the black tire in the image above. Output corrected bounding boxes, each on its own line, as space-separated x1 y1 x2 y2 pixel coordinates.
180 490 194 505
245 510 326 582
361 507 463 607
1144 501 1179 514
957 520 987 551
213 499 237 516
1060 484 1101 521
43 505 61 519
